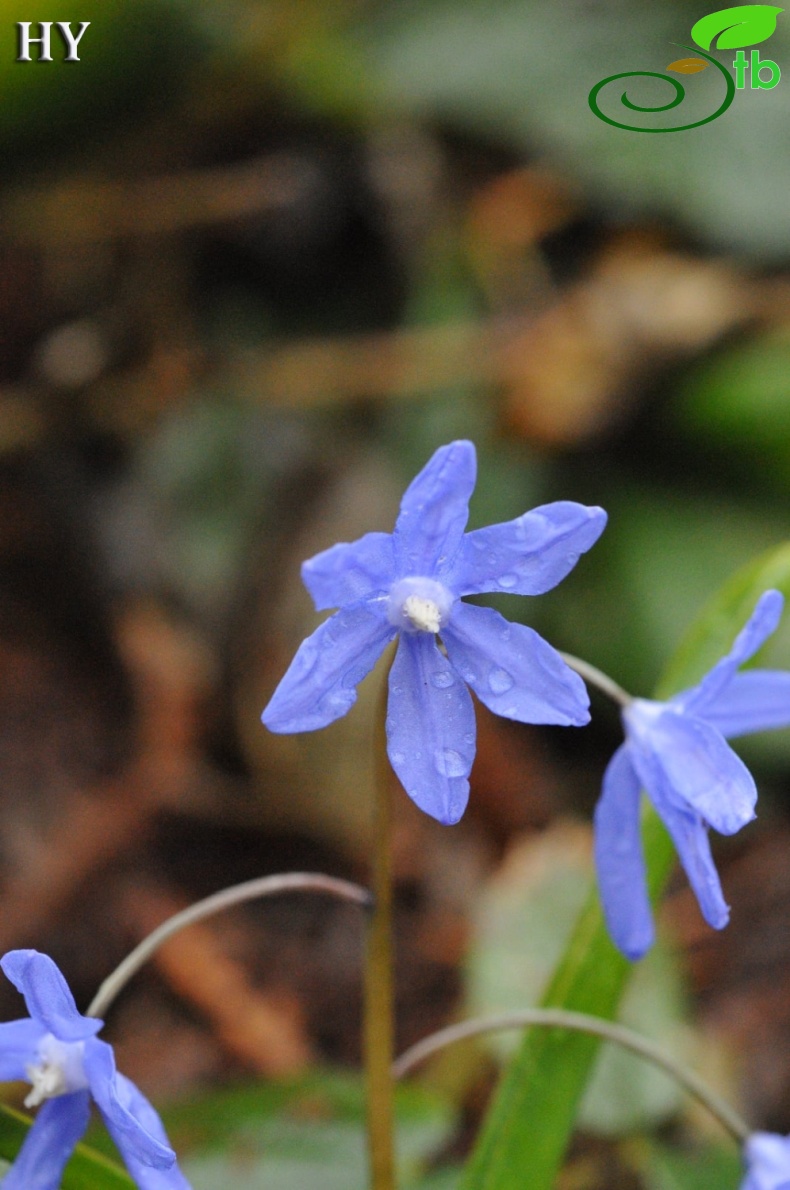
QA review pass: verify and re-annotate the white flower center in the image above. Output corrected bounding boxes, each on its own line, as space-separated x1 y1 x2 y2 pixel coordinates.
25 1034 89 1108
622 697 664 743
387 577 454 634
402 595 441 633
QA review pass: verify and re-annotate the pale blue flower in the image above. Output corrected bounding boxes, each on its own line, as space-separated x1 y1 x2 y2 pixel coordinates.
262 440 606 824
594 589 790 961
0 949 190 1189
742 1132 790 1190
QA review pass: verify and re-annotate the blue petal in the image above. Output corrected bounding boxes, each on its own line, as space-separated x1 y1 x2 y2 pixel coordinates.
0 1018 45 1080
660 803 729 931
626 705 756 836
386 633 475 824
679 590 784 719
2 1091 90 1190
301 532 395 612
593 746 654 961
690 671 790 739
0 952 102 1042
84 1038 176 1171
392 441 476 578
441 601 590 726
446 502 607 597
631 748 730 930
743 1132 790 1190
261 600 396 733
104 1073 191 1188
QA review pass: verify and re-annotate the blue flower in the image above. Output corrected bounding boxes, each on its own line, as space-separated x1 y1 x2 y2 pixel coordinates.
0 949 190 1189
594 589 790 961
262 440 606 824
742 1132 790 1190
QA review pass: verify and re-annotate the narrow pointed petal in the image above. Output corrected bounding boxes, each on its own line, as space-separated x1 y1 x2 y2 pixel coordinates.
261 600 395 733
0 952 102 1042
447 502 607 597
85 1039 176 1171
593 746 654 961
2 1091 90 1190
691 671 790 739
629 738 730 929
652 793 729 931
0 1018 44 1079
680 590 784 718
626 706 756 836
393 441 476 577
301 532 395 611
386 634 475 824
105 1073 191 1188
442 601 590 726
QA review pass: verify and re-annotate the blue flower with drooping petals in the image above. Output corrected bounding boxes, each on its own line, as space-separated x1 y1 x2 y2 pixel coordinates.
0 950 190 1189
595 589 790 961
742 1132 790 1190
262 440 606 824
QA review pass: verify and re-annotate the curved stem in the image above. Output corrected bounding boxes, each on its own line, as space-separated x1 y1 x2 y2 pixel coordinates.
87 872 371 1020
392 1008 749 1144
560 653 632 708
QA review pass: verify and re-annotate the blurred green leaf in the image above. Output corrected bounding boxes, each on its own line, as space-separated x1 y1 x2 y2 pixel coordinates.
658 540 790 695
675 332 790 484
153 1071 452 1190
467 826 689 1136
646 1137 743 1189
462 539 790 1190
540 481 790 699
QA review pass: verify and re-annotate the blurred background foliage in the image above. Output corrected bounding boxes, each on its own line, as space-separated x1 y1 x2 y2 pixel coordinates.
1 0 790 1185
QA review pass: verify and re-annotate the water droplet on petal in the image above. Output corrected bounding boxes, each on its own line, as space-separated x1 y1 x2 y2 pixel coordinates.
431 670 454 689
390 751 405 765
434 748 467 778
497 573 517 589
499 625 511 642
488 667 514 695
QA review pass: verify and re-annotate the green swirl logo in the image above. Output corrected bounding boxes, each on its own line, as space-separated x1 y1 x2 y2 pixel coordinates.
588 5 783 132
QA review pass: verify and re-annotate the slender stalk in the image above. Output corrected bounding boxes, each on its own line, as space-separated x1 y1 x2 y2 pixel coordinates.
364 674 397 1190
86 872 371 1020
560 652 633 708
392 1008 749 1144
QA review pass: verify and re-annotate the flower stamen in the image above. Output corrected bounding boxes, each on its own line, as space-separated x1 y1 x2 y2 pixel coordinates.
402 595 441 633
387 576 454 634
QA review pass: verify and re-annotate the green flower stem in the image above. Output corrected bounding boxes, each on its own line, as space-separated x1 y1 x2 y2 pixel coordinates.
86 872 371 1020
393 1008 749 1144
560 652 632 708
364 674 397 1190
